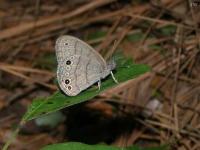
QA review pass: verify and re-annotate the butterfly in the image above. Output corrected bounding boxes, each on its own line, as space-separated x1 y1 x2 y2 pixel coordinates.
56 35 118 96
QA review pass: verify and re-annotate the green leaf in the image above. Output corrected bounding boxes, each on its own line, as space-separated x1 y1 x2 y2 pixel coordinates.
23 56 150 121
33 53 57 71
113 51 135 67
160 25 176 36
35 111 65 128
41 142 169 150
148 45 163 51
126 32 144 42
86 31 107 40
148 44 167 56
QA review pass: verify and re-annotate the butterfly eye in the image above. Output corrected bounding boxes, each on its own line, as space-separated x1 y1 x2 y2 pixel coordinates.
64 42 68 45
68 86 72 90
65 79 70 84
66 60 71 65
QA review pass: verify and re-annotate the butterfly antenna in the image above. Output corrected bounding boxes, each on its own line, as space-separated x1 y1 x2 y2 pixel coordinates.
105 39 118 61
112 40 117 61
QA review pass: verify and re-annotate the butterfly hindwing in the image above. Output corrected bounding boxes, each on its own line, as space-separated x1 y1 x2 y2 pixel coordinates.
57 54 111 96
56 35 112 96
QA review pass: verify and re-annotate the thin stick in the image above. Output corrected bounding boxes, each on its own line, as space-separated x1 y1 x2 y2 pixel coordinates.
0 67 56 90
0 0 116 40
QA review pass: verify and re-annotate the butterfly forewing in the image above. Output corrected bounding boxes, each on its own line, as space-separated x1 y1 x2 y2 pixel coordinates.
55 35 111 96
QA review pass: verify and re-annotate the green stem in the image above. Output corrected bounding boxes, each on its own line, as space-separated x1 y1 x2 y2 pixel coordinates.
2 121 25 150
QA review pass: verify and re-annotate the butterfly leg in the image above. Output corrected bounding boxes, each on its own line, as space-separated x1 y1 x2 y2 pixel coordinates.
97 80 101 90
110 71 118 84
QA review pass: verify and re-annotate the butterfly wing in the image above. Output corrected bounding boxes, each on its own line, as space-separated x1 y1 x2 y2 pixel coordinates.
55 35 107 65
55 35 110 96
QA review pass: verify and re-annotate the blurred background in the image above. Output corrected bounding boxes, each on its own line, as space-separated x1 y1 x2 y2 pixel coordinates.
0 0 200 149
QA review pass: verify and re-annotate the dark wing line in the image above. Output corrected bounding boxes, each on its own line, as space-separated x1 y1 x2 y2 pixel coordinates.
73 56 81 91
74 40 78 54
85 44 106 71
62 35 107 68
85 57 91 85
80 46 83 55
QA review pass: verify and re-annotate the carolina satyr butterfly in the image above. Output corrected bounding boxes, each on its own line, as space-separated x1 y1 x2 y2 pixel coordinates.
55 35 118 96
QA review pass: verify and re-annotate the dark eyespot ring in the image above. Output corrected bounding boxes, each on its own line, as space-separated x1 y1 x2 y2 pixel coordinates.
66 60 71 65
65 79 70 84
68 86 72 90
66 66 71 70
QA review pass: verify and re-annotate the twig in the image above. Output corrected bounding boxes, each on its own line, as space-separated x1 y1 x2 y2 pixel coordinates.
0 66 56 90
0 63 54 77
0 0 116 40
126 13 199 31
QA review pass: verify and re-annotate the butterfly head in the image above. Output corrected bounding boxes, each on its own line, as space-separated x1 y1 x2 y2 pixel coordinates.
106 58 116 71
